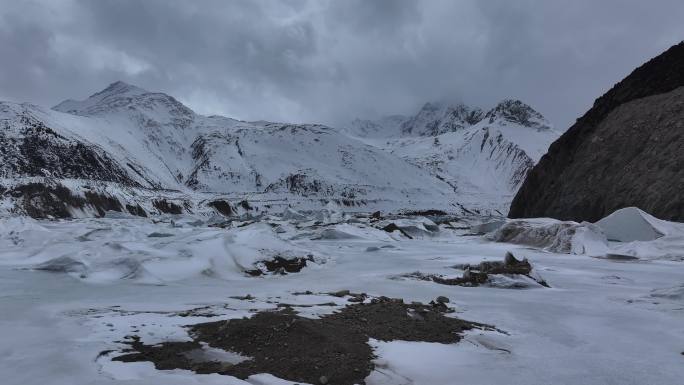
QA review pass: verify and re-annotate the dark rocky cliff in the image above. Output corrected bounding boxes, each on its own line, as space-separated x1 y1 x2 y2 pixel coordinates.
509 42 684 222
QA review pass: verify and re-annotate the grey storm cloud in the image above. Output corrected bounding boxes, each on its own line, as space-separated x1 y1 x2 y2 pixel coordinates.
1 0 683 129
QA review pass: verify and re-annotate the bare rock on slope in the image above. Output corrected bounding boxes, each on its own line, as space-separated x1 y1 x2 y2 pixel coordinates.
509 42 684 222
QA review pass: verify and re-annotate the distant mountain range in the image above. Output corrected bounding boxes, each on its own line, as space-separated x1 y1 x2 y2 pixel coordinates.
0 81 559 218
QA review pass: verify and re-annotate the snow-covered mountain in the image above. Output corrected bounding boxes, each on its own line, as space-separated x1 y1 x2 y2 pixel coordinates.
0 82 559 218
1 82 470 218
345 100 560 214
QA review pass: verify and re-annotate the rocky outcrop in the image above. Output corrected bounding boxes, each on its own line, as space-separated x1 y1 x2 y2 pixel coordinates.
399 102 484 136
509 42 684 222
0 106 139 185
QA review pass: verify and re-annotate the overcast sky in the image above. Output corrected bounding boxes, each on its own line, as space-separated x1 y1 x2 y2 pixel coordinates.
1 0 683 129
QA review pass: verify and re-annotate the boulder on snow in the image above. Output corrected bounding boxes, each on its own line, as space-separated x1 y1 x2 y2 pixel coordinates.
595 207 665 242
379 217 439 238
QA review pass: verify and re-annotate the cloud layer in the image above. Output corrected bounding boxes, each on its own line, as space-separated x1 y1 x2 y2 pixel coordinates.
1 0 683 129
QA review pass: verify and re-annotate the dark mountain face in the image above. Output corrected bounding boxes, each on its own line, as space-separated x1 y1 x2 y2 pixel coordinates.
0 105 138 186
509 41 684 222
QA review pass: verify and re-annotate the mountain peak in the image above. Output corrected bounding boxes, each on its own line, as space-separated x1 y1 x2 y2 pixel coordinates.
400 101 483 136
53 81 194 119
93 80 147 98
485 99 550 130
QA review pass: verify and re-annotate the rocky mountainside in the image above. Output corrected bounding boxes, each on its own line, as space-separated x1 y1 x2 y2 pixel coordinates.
399 102 484 136
349 100 559 214
509 41 684 222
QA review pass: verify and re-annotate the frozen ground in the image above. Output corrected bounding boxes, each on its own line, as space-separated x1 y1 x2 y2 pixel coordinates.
0 212 683 385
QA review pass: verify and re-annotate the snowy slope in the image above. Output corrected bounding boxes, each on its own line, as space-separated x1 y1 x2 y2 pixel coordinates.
186 122 451 204
351 100 560 214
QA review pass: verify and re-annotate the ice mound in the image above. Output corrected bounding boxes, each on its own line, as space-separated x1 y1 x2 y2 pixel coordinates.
591 208 684 260
312 201 345 223
33 256 87 274
487 273 546 289
470 220 506 235
221 223 325 276
378 217 440 238
13 217 325 283
0 216 53 248
318 228 362 240
317 224 394 241
486 218 609 256
649 285 684 301
281 207 308 221
595 207 667 242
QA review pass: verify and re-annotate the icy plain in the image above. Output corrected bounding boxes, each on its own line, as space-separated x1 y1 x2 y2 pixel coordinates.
0 212 683 385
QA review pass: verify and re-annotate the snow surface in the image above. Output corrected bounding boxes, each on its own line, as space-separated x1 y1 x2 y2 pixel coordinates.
1 212 683 385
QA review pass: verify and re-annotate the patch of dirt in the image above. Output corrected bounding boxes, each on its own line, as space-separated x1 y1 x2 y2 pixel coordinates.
113 297 490 385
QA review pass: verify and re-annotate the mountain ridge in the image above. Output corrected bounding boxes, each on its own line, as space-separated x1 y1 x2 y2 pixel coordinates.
1 82 558 218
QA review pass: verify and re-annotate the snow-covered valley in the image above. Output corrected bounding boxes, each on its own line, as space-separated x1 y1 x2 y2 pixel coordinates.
1 208 682 385
2 1 683 384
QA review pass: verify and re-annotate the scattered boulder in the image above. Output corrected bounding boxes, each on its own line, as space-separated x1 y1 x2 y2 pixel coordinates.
330 289 351 297
381 223 413 239
245 255 314 276
404 252 548 288
379 218 440 238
